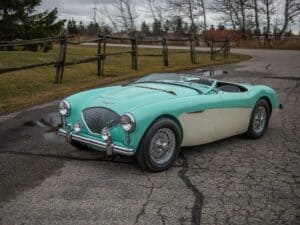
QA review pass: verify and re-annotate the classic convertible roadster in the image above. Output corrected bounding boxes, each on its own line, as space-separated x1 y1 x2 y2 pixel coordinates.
58 72 281 171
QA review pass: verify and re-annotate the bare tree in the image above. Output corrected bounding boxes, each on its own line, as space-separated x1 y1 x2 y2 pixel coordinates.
235 0 253 33
213 0 299 39
168 0 206 35
145 0 168 34
261 0 276 40
99 7 119 32
212 0 240 30
279 0 300 36
109 0 138 34
227 0 238 30
145 0 165 22
198 0 207 31
252 0 260 34
213 0 253 36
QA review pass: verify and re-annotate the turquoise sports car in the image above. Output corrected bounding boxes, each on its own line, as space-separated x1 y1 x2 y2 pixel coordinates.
58 73 281 171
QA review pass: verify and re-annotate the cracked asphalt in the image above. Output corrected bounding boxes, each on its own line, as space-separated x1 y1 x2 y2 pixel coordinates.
0 49 299 225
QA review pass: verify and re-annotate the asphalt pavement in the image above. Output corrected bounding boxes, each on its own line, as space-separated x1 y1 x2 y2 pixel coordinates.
0 48 299 225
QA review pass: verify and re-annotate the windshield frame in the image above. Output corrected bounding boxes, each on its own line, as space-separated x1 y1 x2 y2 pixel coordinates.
133 80 203 94
131 73 217 94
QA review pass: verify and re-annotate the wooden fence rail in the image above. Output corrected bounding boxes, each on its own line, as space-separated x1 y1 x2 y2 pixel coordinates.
0 34 230 83
210 38 230 61
0 37 60 47
167 36 197 64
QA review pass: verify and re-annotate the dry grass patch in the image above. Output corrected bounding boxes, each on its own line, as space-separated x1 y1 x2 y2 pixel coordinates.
0 45 250 113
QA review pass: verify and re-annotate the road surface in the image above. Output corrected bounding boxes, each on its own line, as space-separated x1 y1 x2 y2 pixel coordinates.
0 48 299 225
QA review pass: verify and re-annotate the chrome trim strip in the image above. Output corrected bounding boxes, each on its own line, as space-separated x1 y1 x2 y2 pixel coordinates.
58 128 134 156
187 110 205 114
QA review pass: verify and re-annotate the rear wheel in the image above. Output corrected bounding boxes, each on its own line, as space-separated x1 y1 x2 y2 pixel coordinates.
136 118 181 172
246 99 270 139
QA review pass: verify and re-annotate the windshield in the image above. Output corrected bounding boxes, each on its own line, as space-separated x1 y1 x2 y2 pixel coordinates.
133 73 215 94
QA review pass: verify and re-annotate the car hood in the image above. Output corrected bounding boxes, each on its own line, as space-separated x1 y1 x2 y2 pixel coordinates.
68 84 199 114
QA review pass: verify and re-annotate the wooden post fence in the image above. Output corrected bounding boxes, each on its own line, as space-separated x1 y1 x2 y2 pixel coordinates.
55 34 67 84
131 35 138 70
0 34 231 82
224 39 227 59
210 38 216 61
210 37 231 61
162 38 169 67
97 35 102 76
97 33 107 77
134 36 138 70
190 34 196 64
225 37 230 59
102 34 107 75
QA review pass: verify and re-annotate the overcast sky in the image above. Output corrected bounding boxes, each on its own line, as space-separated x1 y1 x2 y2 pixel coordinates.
37 0 147 25
38 0 300 33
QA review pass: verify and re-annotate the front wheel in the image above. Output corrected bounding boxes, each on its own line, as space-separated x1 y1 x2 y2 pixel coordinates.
136 118 181 172
246 99 270 139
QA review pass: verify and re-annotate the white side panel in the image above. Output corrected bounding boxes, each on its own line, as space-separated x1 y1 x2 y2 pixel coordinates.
179 108 252 146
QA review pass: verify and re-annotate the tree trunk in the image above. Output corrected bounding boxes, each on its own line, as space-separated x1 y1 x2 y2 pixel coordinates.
266 0 270 41
240 0 246 38
200 0 207 31
279 0 289 37
228 0 237 30
188 0 196 35
253 0 260 35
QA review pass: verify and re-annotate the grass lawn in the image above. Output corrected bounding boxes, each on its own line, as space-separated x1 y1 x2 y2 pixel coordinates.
0 45 250 113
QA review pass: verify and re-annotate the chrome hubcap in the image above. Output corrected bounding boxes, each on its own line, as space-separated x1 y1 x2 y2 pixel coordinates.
253 106 267 134
149 128 176 164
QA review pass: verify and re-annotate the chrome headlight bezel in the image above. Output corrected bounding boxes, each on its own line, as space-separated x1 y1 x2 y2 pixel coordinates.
59 100 71 116
120 113 136 132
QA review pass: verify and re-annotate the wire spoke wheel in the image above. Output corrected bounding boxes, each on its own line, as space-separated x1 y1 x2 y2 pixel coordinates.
149 128 176 165
136 118 181 172
246 99 271 139
253 105 267 134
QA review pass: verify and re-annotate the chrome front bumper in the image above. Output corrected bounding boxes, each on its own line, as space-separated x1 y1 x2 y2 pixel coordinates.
58 128 134 156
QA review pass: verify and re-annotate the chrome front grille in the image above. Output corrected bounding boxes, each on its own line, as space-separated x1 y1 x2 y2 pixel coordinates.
82 107 120 134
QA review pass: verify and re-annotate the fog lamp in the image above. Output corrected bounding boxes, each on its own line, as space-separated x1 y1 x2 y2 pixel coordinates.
74 121 82 133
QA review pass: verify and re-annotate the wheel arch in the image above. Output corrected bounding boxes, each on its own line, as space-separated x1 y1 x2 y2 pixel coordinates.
137 114 184 150
155 114 184 142
260 96 272 116
246 96 272 139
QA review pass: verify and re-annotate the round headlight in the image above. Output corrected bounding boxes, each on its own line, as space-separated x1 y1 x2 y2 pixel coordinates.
74 121 82 133
120 113 135 132
59 100 70 116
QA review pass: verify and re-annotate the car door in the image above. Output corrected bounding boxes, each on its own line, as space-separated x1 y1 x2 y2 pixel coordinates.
179 86 251 147
179 92 226 146
216 89 252 139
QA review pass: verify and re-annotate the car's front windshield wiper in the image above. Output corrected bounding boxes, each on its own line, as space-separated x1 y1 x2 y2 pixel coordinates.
132 84 177 96
134 81 202 94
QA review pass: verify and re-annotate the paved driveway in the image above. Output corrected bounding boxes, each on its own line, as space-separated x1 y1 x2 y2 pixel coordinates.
0 49 299 225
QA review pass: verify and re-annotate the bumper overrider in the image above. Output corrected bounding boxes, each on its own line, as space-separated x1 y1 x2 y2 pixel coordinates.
58 128 134 156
